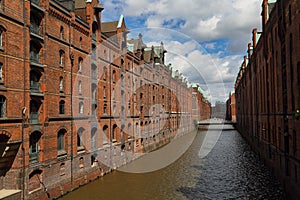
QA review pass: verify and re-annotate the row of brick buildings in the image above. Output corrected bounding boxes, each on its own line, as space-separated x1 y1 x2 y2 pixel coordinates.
235 0 300 199
0 0 211 199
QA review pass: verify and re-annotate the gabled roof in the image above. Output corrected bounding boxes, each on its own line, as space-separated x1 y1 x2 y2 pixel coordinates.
101 21 118 33
75 0 86 9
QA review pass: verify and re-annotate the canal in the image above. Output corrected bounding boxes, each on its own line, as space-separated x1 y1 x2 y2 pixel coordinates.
60 123 286 200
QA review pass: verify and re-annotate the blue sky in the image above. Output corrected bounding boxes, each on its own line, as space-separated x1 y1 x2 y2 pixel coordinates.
100 0 262 105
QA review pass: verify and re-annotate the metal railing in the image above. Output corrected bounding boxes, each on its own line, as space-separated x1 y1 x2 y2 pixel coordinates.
30 112 39 124
31 0 40 6
30 81 40 92
30 23 40 35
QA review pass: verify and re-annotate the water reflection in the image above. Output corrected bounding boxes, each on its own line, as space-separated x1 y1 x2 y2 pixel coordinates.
60 126 286 200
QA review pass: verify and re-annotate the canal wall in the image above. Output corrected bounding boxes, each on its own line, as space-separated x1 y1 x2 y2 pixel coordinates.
26 129 181 200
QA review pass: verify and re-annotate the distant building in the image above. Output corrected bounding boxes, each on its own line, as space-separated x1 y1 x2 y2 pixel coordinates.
226 92 236 122
211 101 226 119
235 0 300 199
0 0 211 199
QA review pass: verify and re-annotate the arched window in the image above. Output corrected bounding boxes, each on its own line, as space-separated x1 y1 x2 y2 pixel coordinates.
78 57 83 71
92 22 98 41
57 129 66 152
112 70 116 83
0 95 6 118
103 86 106 99
30 13 42 35
78 80 82 94
60 26 64 39
59 76 63 91
59 100 65 114
29 131 41 163
112 124 117 142
77 128 84 148
30 41 41 63
30 70 41 92
29 100 40 124
79 102 83 114
59 50 64 67
103 125 108 144
79 37 82 47
103 103 107 114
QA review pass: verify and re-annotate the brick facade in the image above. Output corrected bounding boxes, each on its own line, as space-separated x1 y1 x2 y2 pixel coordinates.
235 1 300 199
0 0 211 199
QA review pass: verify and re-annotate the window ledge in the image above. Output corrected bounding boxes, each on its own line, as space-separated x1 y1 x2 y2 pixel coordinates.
57 150 67 157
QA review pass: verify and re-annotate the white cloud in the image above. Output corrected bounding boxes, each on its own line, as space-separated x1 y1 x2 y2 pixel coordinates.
101 0 262 103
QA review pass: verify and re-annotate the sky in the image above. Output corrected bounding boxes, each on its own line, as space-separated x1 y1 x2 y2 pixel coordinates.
100 0 262 105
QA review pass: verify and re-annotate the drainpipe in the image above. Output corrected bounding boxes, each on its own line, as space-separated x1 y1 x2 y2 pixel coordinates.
22 0 27 199
68 17 74 188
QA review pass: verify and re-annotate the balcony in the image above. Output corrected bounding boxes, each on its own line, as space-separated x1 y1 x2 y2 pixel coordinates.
30 53 43 68
30 24 43 41
30 112 39 124
30 0 44 13
30 81 40 92
30 81 43 97
29 152 39 163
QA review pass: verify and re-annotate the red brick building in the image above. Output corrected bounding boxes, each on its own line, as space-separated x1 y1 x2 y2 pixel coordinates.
226 92 236 122
235 0 300 199
0 0 211 199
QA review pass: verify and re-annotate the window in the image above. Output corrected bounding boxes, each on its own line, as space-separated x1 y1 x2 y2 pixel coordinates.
92 22 98 41
112 125 117 142
60 26 64 39
103 86 106 99
0 62 3 81
0 95 6 118
77 128 83 148
59 76 63 91
30 13 41 35
30 70 41 92
30 41 41 63
59 50 64 67
29 131 41 163
79 37 82 47
57 129 66 152
59 100 65 114
103 125 108 144
79 102 83 114
78 81 82 94
112 70 116 82
113 104 116 114
78 57 83 71
103 104 107 114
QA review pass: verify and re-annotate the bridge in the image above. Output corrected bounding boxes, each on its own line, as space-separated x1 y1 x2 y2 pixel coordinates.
197 119 236 131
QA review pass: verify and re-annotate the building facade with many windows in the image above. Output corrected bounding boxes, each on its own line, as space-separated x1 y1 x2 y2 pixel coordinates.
235 0 300 199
